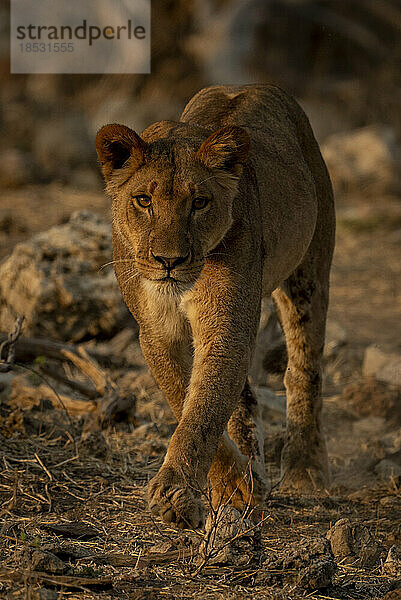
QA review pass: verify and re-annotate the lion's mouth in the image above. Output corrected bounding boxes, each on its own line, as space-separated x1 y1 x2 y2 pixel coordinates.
139 266 202 284
143 269 199 292
161 274 177 282
134 258 205 288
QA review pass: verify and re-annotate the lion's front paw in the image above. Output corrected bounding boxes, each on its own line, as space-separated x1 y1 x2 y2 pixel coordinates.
147 466 205 529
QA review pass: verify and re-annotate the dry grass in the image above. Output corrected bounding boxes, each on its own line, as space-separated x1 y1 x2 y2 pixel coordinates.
1 366 401 600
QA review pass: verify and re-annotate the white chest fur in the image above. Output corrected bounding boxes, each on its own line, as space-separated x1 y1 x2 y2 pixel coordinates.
142 279 192 344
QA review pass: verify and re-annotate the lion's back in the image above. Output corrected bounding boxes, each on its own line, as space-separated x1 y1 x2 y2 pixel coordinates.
181 84 302 139
180 84 319 195
181 84 335 293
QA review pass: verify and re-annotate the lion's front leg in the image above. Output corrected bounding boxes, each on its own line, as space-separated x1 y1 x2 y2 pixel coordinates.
272 246 332 493
139 329 207 528
139 326 247 528
148 266 263 528
148 340 249 527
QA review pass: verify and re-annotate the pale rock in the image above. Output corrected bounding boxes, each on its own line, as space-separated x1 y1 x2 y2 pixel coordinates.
326 517 383 567
0 211 129 341
322 125 400 196
383 545 401 577
363 345 401 387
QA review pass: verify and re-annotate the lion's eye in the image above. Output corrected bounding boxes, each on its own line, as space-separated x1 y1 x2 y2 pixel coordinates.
133 194 152 209
192 197 210 210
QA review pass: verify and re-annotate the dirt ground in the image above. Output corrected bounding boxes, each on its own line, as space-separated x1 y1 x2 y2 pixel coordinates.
1 184 401 600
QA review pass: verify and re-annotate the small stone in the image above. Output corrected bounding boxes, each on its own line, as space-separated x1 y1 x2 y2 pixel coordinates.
36 589 58 600
31 550 68 574
297 557 336 590
363 345 401 387
199 506 261 566
383 545 401 577
375 459 401 479
326 518 383 567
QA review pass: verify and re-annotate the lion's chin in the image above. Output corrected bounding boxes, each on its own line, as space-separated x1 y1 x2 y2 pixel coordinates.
143 277 194 295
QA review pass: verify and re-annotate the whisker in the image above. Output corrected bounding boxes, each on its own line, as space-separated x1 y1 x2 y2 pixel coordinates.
117 266 139 284
98 259 135 271
134 259 165 271
206 252 230 258
120 270 140 288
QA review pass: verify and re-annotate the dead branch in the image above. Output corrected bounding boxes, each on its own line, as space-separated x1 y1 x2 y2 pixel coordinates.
61 347 111 396
0 332 128 369
40 364 98 399
0 316 25 372
9 380 97 415
0 324 135 428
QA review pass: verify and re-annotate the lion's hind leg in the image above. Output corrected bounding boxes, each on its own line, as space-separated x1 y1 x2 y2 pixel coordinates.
227 381 266 487
272 248 332 494
208 380 267 514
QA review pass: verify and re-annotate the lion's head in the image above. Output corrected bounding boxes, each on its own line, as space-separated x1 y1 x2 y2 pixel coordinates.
96 121 249 288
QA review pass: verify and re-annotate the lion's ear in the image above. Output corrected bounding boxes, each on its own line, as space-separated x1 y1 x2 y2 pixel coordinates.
96 124 147 181
196 125 250 176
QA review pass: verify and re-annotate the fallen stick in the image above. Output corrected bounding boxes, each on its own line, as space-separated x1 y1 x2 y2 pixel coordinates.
1 326 136 427
0 333 127 369
61 347 109 396
0 567 113 590
0 316 24 372
40 364 98 399
9 381 97 415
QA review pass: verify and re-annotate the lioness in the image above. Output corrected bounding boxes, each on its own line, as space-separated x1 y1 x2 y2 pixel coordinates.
96 84 335 528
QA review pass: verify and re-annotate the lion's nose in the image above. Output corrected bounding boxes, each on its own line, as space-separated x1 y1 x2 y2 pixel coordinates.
151 252 190 270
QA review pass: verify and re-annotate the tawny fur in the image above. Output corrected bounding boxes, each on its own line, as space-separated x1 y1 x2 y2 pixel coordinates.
96 84 335 529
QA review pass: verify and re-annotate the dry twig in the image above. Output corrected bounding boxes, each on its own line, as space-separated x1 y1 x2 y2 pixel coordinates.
0 316 25 373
